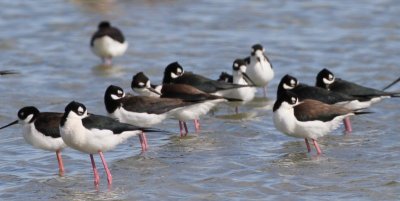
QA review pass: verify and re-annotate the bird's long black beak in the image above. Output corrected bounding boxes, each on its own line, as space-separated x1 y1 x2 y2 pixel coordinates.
0 120 18 129
242 72 257 86
147 87 162 96
382 77 400 91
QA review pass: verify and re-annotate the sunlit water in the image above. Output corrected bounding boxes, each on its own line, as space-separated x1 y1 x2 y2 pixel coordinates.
0 0 399 200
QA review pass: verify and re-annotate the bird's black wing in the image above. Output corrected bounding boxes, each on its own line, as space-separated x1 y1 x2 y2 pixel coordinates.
35 112 63 138
332 78 396 97
293 84 356 104
82 114 161 134
294 100 351 122
121 96 197 114
175 73 250 93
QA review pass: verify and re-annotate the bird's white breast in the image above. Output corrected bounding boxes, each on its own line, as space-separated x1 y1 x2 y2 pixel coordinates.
22 124 66 152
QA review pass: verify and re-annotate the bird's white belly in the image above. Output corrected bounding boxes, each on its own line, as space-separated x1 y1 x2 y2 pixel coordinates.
91 36 128 58
23 125 66 152
112 107 168 127
247 62 274 86
60 121 140 154
274 108 350 140
172 99 225 121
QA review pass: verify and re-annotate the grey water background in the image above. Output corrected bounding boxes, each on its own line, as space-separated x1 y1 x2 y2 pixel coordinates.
0 0 399 200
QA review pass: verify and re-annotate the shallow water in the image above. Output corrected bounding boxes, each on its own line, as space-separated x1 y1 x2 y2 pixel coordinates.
0 0 399 200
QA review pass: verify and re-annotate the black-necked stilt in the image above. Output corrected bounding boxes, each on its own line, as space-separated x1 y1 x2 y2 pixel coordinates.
243 44 274 97
316 68 400 104
163 61 253 101
160 83 227 133
278 74 372 132
273 91 369 154
60 101 160 186
230 59 257 102
0 106 67 176
90 21 128 66
131 72 162 97
105 85 222 137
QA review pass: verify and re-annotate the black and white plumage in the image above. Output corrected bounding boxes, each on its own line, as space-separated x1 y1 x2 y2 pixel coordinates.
90 21 128 65
230 59 257 102
316 68 400 104
273 91 366 154
105 85 223 136
278 74 373 132
244 44 274 96
60 101 160 186
0 106 66 175
163 61 253 101
105 85 194 127
160 83 227 134
277 74 372 111
131 72 162 97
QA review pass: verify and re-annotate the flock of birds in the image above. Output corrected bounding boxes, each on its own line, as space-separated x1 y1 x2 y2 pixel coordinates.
1 21 399 187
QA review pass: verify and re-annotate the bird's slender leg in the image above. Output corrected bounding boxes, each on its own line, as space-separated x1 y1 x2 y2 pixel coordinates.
183 121 189 136
56 150 64 176
142 132 148 150
194 119 200 132
312 139 322 155
343 117 352 133
102 57 112 66
99 151 112 185
304 138 311 153
263 85 268 97
138 134 145 151
235 106 239 114
90 154 100 186
179 121 184 137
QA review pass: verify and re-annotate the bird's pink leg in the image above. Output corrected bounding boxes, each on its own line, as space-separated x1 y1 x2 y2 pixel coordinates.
56 150 64 176
304 138 311 153
142 132 148 150
90 154 100 186
343 117 352 133
312 139 322 155
263 86 267 97
102 57 112 66
194 119 200 132
99 151 112 185
183 121 188 136
138 134 144 151
179 121 184 137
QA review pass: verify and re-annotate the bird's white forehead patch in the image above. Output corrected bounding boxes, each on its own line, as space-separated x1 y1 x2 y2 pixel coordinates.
78 107 84 113
290 79 296 86
328 74 333 79
291 97 296 103
146 81 151 87
323 77 335 85
171 72 179 79
138 82 145 87
283 83 294 90
234 63 239 68
176 68 182 74
117 90 123 94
